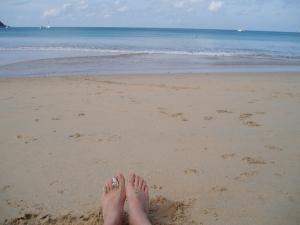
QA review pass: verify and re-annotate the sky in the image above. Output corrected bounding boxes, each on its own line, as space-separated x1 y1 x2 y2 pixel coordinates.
0 0 300 32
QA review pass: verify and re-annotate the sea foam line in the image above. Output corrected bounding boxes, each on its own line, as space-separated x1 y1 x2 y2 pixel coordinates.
0 46 299 59
0 46 251 57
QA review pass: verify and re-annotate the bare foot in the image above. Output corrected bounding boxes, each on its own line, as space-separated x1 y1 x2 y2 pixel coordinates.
126 173 152 225
102 174 126 225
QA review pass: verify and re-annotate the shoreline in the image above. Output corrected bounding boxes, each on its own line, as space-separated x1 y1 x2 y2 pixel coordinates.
1 71 300 79
1 72 300 225
1 52 300 77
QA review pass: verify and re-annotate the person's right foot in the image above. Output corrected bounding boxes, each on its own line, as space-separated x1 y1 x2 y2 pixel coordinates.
101 174 126 225
126 173 151 225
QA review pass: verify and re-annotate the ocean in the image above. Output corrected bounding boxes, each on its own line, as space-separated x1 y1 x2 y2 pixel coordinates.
0 27 300 76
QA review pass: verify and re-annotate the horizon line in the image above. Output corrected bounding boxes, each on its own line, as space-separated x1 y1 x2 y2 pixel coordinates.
2 25 299 33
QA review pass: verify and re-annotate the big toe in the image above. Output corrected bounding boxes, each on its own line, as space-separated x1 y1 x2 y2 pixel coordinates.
117 173 126 191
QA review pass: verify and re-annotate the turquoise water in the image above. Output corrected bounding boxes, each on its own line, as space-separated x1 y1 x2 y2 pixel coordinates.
1 27 300 76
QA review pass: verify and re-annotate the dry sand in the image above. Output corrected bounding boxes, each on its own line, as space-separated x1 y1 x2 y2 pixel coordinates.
0 73 300 225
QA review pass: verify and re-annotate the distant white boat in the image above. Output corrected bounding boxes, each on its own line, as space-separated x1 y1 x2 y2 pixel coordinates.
237 29 244 32
40 25 51 29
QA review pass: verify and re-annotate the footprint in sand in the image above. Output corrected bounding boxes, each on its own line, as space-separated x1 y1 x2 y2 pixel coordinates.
49 180 59 186
239 113 253 120
221 153 236 159
158 107 189 122
204 116 214 121
239 113 261 127
5 199 28 214
243 120 260 127
172 112 184 117
184 169 200 175
34 118 39 122
151 185 163 190
171 113 189 122
201 208 219 220
211 186 228 193
69 133 84 138
77 113 85 117
216 109 233 114
149 196 192 225
242 156 267 165
57 190 65 194
279 191 297 203
1 185 11 192
234 170 259 181
17 135 38 144
128 97 140 104
264 145 283 151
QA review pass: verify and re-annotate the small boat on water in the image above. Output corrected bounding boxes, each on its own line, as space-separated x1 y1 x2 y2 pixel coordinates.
40 25 51 29
237 29 245 32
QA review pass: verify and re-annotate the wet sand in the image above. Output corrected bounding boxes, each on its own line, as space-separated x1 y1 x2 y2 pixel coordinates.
0 73 300 225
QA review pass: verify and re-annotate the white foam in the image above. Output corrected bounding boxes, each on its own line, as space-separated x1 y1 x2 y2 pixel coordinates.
1 46 299 59
0 46 243 57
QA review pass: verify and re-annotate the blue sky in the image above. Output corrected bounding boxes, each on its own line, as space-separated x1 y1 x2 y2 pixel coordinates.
1 0 299 31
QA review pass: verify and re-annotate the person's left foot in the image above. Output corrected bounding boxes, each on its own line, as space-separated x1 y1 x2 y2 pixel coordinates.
101 174 126 225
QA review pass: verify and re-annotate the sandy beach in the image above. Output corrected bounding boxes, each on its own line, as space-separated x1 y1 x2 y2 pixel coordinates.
0 73 300 225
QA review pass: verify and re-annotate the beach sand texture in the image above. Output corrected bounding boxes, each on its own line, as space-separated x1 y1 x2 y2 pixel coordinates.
0 73 300 225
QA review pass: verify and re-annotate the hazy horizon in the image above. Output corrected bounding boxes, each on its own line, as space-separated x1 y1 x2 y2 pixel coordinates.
1 0 300 32
1 26 299 33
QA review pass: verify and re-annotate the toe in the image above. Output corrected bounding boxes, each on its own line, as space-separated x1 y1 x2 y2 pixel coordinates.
144 185 148 193
142 181 147 191
135 176 141 189
144 185 149 197
129 173 136 186
139 178 144 190
117 173 125 189
107 180 112 191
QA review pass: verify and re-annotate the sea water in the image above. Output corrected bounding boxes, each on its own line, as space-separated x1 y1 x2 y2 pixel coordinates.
0 27 300 76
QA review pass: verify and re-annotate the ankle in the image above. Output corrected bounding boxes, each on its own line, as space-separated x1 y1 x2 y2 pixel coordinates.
129 208 151 225
129 215 151 225
104 215 122 225
103 208 123 225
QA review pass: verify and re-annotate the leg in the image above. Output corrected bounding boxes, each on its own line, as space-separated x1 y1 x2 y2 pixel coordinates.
101 173 126 225
126 173 152 225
